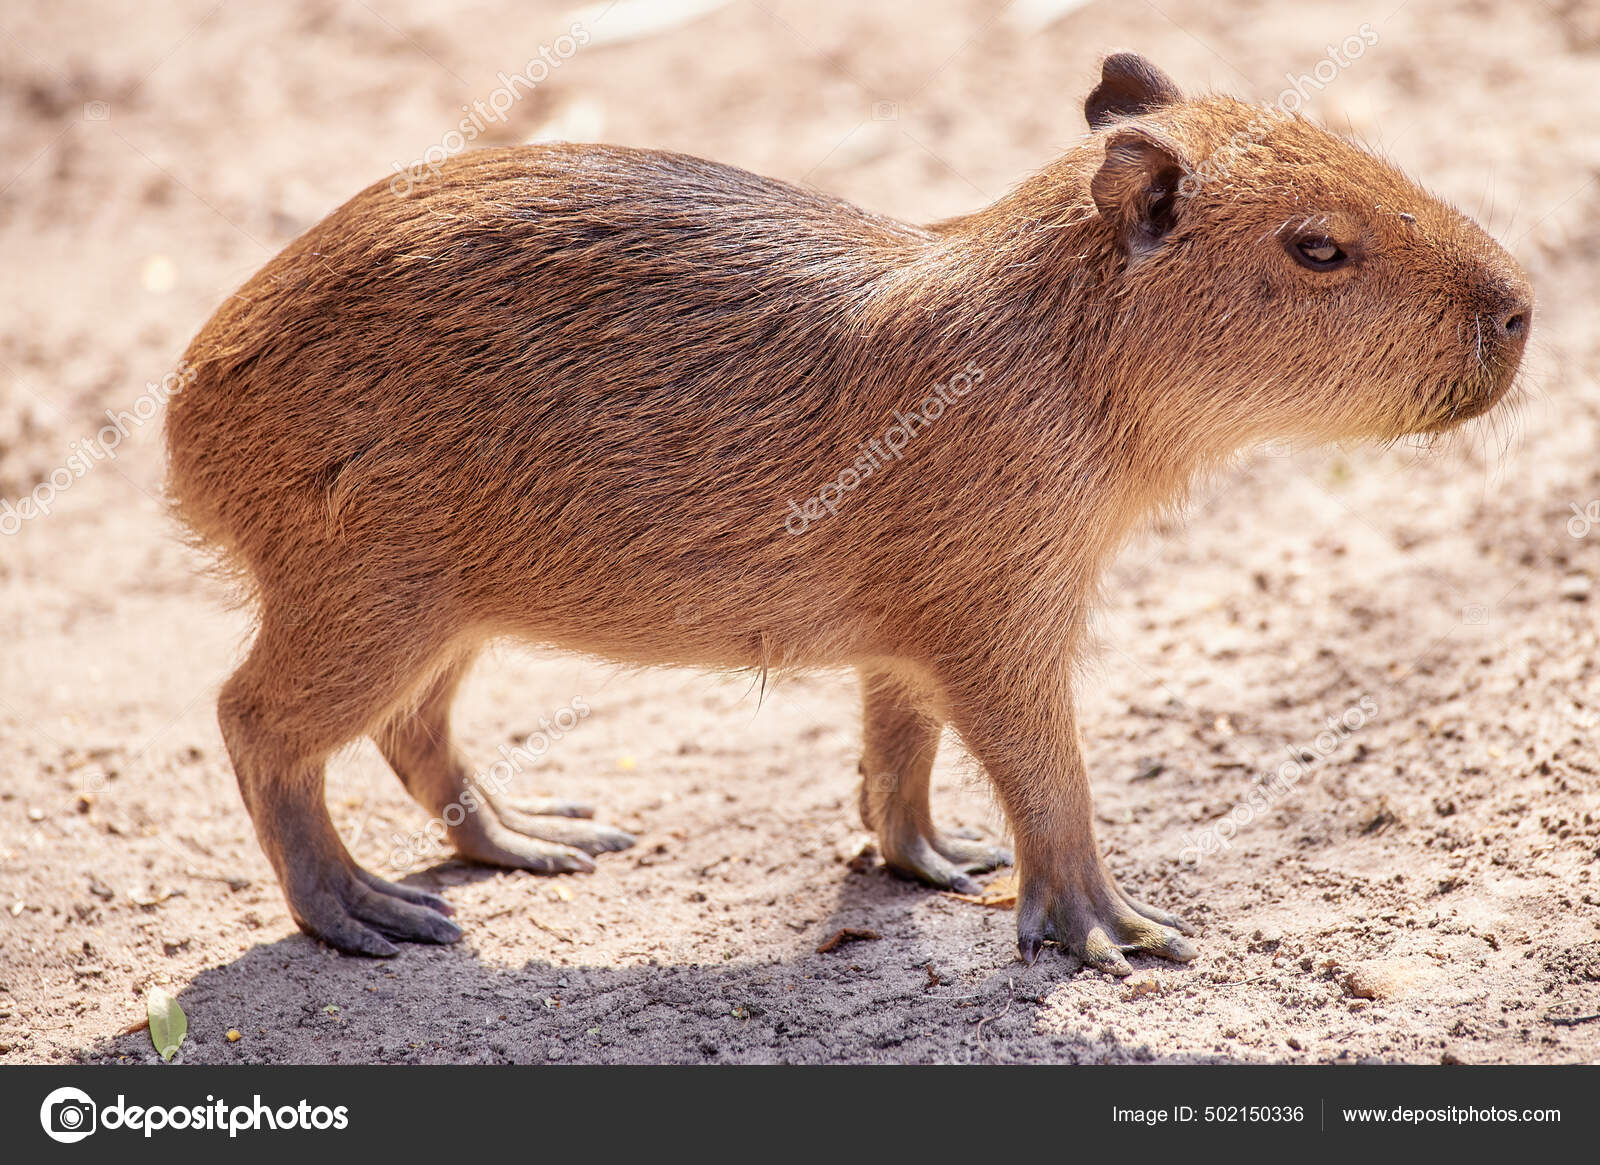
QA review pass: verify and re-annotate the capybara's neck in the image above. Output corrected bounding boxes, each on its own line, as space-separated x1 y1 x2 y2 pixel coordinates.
845 152 1249 573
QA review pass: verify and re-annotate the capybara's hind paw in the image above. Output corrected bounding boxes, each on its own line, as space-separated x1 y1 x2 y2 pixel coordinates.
1017 874 1197 976
935 831 1013 874
494 801 636 855
289 862 462 957
451 816 597 874
449 793 634 867
881 829 1013 896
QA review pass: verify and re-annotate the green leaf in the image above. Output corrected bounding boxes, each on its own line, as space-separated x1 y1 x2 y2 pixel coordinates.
147 987 187 1062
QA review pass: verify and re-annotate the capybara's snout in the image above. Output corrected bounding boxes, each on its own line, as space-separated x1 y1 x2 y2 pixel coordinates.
1445 254 1534 425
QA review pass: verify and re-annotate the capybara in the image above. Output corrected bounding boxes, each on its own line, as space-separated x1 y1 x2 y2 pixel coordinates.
165 53 1532 973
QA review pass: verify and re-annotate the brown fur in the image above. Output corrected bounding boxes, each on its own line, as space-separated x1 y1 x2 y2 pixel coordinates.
165 54 1532 969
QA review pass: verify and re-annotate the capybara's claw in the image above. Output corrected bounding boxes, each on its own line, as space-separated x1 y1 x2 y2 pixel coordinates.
290 863 462 956
1017 874 1197 975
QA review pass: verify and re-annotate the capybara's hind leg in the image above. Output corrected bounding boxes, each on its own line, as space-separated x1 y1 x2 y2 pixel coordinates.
375 660 634 872
218 615 463 957
857 670 1012 894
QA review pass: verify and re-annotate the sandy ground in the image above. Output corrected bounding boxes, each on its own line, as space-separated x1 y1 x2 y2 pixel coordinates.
2 0 1599 1065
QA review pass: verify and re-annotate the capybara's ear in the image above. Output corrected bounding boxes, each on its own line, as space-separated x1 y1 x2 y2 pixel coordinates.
1090 125 1188 259
1085 53 1183 130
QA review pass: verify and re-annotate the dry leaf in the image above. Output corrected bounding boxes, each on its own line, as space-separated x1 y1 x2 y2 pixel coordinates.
815 927 881 954
147 987 186 1062
946 873 1018 908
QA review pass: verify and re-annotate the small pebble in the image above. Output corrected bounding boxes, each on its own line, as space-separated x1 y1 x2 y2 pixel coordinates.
1344 958 1432 1001
1122 971 1162 999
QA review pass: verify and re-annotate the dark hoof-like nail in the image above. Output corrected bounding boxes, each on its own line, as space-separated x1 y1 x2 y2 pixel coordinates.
1163 934 1199 962
1019 935 1043 965
587 826 637 854
1084 928 1133 976
345 932 400 958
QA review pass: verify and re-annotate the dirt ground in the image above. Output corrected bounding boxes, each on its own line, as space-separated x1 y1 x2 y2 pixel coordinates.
2 0 1599 1066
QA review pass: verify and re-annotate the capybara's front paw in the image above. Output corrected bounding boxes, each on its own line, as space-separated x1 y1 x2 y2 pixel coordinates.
1016 868 1196 976
284 858 462 957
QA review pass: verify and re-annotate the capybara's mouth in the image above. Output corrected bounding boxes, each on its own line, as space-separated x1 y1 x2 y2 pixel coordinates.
1418 371 1519 434
1413 298 1532 434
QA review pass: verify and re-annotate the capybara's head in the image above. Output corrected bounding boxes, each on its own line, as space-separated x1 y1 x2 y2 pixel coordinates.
1076 53 1532 445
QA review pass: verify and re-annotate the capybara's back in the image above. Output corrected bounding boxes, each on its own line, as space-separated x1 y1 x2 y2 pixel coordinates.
167 146 945 669
167 55 1531 968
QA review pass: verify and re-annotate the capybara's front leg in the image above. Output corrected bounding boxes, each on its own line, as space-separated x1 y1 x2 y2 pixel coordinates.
857 669 1011 893
947 666 1196 976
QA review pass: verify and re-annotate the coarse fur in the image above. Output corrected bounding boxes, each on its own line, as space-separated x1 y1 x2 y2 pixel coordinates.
165 54 1532 970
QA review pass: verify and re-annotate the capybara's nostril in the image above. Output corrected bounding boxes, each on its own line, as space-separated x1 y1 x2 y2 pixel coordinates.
1499 306 1530 340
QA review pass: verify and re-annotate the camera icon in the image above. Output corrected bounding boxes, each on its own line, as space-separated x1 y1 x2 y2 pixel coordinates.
82 101 111 122
863 769 898 794
79 766 109 796
871 100 898 121
1461 603 1489 626
40 1086 97 1143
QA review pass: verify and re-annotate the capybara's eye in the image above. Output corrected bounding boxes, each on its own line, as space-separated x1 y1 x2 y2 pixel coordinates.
1290 236 1348 271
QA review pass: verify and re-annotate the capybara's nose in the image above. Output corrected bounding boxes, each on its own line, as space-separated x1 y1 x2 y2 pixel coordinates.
1496 301 1531 342
1484 269 1534 346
